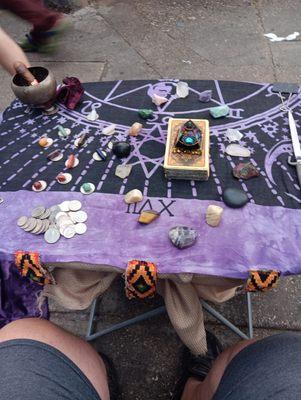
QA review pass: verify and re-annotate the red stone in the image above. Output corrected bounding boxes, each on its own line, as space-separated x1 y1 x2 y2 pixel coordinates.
56 174 66 183
33 181 42 190
233 162 260 180
66 154 75 169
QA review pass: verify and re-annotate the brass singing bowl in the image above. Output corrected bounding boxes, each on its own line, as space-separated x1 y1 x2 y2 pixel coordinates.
11 66 57 107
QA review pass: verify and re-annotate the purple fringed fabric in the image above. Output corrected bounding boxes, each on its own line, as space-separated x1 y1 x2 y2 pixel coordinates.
0 260 49 328
56 77 84 110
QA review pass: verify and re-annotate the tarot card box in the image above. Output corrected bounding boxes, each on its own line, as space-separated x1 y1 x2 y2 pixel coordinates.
163 118 210 180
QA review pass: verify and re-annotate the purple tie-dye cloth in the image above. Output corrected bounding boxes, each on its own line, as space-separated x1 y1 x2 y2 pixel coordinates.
0 259 48 328
1 79 301 326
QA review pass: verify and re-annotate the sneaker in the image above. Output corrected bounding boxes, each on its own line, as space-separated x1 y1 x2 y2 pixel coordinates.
19 18 71 53
172 330 223 400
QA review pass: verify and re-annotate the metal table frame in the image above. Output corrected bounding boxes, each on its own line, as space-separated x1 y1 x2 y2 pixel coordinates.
86 292 253 342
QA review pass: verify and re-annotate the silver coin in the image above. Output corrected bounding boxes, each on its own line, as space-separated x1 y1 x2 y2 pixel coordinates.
55 211 68 221
23 217 37 232
44 227 60 244
40 208 51 220
31 206 46 218
62 225 76 239
69 200 82 211
57 216 73 227
35 223 46 235
59 223 75 236
59 201 70 212
68 212 77 223
50 205 60 214
17 216 28 227
50 207 61 222
31 219 44 234
73 210 87 223
75 222 87 235
22 217 33 230
38 219 49 234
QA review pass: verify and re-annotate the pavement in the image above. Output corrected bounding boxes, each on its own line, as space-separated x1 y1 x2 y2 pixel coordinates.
0 1 301 399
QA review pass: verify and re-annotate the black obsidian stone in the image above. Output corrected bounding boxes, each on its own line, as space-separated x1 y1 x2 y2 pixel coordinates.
222 187 249 208
112 141 131 158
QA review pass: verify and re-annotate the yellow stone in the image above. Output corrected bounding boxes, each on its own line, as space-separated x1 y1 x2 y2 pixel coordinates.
138 210 160 224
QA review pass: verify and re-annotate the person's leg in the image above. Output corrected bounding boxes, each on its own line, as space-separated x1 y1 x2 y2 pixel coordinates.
181 332 301 400
0 28 30 74
0 318 110 400
0 0 61 38
181 339 256 400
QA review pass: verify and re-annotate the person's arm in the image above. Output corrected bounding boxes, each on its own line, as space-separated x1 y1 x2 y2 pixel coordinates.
0 28 30 75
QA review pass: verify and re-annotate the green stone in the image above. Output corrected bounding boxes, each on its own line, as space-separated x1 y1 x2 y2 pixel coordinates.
138 109 153 119
209 105 230 119
82 183 92 193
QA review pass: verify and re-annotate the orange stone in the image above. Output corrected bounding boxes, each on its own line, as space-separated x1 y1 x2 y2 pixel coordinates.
138 210 160 224
39 137 48 147
66 154 75 169
129 122 143 137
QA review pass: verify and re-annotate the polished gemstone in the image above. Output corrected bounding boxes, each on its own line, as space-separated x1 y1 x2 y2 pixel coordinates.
138 210 160 224
58 125 71 138
39 137 49 147
94 149 107 161
209 105 229 118
66 154 75 168
56 173 66 183
206 205 223 227
198 90 212 102
34 181 41 190
86 109 99 121
124 189 143 204
102 124 116 136
152 93 168 106
138 109 153 119
56 173 72 184
112 141 131 158
115 164 132 179
225 144 251 157
81 182 95 194
176 81 189 98
128 122 143 137
65 154 79 169
47 149 62 161
233 162 260 180
76 133 87 147
222 187 249 208
226 128 243 142
169 226 198 249
32 180 47 191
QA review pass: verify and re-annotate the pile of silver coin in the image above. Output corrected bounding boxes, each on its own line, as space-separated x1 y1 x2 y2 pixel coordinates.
17 200 88 244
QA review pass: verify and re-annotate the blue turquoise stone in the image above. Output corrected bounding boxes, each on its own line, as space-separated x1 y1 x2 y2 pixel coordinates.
185 137 194 144
209 105 230 118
